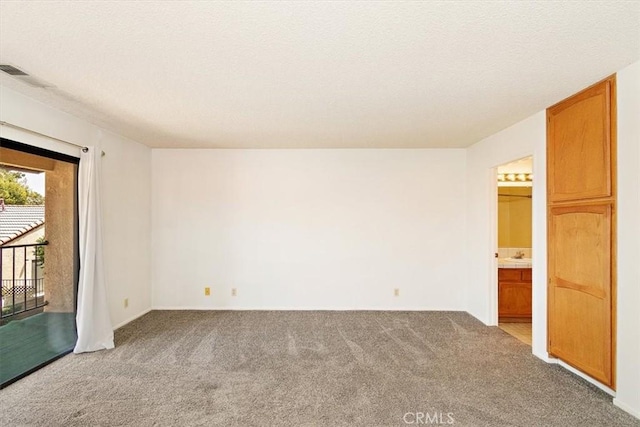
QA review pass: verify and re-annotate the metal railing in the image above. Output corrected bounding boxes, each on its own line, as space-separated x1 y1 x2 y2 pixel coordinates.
0 241 48 320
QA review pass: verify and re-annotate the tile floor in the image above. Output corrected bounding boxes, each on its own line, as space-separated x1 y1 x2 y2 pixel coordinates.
499 322 532 346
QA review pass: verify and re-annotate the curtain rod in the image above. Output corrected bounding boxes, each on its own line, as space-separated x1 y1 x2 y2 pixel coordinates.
0 120 104 155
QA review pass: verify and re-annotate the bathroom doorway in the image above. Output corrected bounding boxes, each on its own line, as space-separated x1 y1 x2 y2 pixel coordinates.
496 156 533 346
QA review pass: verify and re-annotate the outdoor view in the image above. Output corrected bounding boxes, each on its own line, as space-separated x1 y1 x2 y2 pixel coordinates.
0 168 46 320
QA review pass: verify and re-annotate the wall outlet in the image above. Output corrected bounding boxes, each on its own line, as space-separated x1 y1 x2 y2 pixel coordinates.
394 288 400 297
204 287 211 296
231 288 237 297
124 298 129 308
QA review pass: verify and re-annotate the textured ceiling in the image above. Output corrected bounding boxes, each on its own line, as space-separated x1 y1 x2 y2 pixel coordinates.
0 1 638 149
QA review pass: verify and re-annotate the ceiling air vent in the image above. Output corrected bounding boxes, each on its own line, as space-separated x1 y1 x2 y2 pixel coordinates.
0 64 54 88
0 64 28 76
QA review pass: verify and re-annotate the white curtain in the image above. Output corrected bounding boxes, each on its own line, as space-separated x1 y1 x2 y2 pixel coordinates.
74 144 114 353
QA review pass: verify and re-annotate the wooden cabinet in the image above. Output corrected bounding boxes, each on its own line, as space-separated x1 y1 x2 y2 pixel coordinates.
547 76 616 388
498 268 532 321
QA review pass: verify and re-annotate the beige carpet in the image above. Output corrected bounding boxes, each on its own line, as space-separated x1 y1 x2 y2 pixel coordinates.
1 311 637 426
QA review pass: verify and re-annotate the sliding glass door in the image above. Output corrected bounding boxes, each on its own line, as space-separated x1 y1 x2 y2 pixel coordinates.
0 138 79 387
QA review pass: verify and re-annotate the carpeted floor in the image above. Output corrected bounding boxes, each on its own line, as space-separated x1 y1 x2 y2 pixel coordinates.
0 311 637 426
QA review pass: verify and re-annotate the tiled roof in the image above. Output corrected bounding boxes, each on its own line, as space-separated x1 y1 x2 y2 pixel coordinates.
0 205 45 245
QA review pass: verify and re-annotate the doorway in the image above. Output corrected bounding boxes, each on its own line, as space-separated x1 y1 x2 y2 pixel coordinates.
496 156 533 346
0 138 79 388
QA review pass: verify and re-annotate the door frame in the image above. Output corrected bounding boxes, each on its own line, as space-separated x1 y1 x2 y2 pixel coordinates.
490 156 535 328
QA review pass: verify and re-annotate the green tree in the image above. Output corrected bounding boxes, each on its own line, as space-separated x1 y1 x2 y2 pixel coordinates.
34 236 46 266
0 167 45 205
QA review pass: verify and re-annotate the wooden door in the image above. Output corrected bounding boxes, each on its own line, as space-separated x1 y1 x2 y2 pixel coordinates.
547 76 616 388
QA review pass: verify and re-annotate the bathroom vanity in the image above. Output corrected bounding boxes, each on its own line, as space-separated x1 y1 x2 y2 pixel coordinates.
498 267 532 322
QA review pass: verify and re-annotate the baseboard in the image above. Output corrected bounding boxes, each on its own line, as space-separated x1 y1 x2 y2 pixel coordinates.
112 308 152 330
552 359 616 396
532 349 555 363
490 333 618 397
151 306 466 312
613 398 640 420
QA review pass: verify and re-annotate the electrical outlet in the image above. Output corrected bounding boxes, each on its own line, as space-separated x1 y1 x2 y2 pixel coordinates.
124 298 129 308
231 288 237 297
394 288 400 297
204 287 211 296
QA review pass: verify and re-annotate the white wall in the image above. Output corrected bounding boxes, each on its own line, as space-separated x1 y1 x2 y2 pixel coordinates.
466 60 640 418
614 60 640 418
152 149 467 310
0 86 152 328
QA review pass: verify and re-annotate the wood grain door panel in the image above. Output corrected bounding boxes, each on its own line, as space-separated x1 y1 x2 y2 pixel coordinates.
549 205 611 297
547 76 615 388
549 287 611 384
547 80 612 203
548 204 612 385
